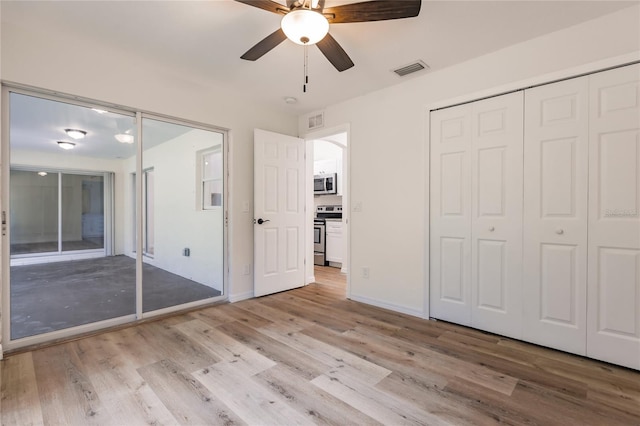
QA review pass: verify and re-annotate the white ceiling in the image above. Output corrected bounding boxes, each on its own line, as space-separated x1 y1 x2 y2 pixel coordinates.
9 93 203 159
2 0 637 116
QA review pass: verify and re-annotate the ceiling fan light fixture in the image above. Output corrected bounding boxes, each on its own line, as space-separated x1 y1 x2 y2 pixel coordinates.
65 128 87 139
57 141 76 150
281 9 329 45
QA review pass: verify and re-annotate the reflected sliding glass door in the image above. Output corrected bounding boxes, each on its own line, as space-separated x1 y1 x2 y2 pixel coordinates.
7 91 136 341
4 89 226 349
140 117 225 313
10 170 107 258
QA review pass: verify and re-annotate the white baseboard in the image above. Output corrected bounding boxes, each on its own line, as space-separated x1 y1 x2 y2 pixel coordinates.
306 275 316 284
349 294 424 318
229 291 254 303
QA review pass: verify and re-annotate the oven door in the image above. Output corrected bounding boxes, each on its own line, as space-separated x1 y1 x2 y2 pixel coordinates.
314 223 325 252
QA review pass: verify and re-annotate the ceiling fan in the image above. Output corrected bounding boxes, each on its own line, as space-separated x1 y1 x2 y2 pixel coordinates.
235 0 422 72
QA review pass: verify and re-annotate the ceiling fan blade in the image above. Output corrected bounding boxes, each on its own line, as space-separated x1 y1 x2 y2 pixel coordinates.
323 0 421 24
241 28 287 61
316 33 354 72
234 0 289 15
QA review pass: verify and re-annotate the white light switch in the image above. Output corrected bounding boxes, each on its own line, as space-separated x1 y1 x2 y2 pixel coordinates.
242 201 250 213
354 201 362 212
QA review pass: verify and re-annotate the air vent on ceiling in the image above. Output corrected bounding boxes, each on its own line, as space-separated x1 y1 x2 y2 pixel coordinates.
307 111 324 130
393 60 429 77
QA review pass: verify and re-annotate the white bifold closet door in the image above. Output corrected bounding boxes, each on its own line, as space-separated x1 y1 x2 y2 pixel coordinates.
430 92 523 336
430 104 473 326
470 93 524 338
587 64 640 370
523 76 589 355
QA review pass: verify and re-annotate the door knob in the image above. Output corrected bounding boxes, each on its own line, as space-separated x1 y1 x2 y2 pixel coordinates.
256 218 270 225
556 228 564 235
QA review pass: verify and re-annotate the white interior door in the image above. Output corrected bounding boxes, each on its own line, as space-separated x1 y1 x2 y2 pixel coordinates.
470 92 524 339
587 64 640 370
254 129 306 297
523 76 589 355
430 104 472 326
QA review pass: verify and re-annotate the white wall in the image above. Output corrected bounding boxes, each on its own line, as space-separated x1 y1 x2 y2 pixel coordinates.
1 17 299 313
301 6 640 317
132 128 225 290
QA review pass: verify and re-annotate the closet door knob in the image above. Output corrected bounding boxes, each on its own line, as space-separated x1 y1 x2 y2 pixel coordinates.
489 226 495 232
556 228 564 235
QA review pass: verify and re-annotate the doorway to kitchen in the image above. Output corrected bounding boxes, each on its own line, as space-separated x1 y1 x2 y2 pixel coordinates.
305 126 349 293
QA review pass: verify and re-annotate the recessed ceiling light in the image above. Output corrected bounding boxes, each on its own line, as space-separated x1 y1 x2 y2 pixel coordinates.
284 97 298 104
91 108 108 114
37 171 48 177
115 134 134 144
65 129 87 139
57 141 76 150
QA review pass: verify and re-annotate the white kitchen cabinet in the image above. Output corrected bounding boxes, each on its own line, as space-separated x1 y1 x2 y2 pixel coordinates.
325 220 343 263
429 63 640 370
314 159 337 175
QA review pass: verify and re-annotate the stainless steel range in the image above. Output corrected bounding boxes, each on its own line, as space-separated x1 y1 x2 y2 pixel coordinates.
314 205 342 266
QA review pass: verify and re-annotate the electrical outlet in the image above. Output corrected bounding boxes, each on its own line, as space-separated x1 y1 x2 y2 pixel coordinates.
243 264 251 275
362 267 370 279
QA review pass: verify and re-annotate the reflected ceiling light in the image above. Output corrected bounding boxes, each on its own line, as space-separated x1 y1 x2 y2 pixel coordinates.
281 8 329 45
65 129 87 139
91 108 108 114
57 141 76 150
115 133 134 144
37 171 48 177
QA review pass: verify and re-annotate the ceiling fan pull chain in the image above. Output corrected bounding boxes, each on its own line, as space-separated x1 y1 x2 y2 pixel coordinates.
303 44 309 93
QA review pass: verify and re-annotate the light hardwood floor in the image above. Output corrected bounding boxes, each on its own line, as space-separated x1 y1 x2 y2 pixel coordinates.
1 266 639 425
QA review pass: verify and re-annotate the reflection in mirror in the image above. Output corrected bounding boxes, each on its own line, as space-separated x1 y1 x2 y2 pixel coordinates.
140 118 224 312
9 92 136 339
10 169 59 255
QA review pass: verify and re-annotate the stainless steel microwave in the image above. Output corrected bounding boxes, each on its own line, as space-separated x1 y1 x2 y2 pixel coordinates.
314 173 337 195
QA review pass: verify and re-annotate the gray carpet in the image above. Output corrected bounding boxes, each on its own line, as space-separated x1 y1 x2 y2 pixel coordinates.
10 255 222 339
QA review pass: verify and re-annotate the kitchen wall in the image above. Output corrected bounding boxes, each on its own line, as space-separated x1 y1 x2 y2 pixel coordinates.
313 139 344 209
301 5 640 317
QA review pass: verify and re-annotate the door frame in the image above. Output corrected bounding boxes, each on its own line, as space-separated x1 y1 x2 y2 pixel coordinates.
303 123 350 296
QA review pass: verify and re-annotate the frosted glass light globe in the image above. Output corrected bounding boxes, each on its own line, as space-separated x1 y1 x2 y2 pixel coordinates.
281 9 329 45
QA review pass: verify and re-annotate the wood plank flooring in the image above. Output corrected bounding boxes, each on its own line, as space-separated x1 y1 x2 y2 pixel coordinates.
2 266 639 425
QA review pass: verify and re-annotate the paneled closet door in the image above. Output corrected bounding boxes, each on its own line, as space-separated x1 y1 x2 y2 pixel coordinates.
430 104 472 326
587 64 640 370
523 76 589 355
470 92 524 339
